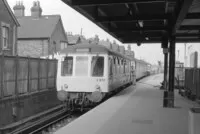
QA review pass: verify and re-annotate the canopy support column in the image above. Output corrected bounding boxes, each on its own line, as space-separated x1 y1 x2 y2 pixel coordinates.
167 36 176 107
162 35 169 107
161 35 169 90
163 50 168 90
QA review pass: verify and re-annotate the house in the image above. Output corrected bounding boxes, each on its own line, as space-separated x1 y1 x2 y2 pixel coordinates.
13 1 67 57
186 44 200 68
67 32 88 45
0 0 20 56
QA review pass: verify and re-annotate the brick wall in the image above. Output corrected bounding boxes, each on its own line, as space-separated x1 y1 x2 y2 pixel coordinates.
50 19 67 53
17 17 67 57
17 39 48 57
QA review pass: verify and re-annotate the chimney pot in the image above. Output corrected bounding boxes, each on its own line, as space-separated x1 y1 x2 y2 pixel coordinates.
13 1 25 17
31 1 42 18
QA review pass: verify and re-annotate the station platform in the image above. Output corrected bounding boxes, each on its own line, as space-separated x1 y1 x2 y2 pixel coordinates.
56 74 198 134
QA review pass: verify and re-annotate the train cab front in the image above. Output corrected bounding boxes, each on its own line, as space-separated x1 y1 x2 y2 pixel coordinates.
56 53 108 107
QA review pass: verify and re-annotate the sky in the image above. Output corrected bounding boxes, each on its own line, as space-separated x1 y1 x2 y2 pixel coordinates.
7 0 192 65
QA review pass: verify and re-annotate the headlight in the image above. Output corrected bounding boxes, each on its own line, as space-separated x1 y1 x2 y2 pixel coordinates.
95 85 101 91
64 84 68 89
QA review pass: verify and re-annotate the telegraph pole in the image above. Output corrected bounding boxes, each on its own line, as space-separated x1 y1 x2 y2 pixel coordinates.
184 43 187 67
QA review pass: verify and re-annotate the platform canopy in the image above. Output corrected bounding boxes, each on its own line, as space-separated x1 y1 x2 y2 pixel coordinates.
62 0 200 43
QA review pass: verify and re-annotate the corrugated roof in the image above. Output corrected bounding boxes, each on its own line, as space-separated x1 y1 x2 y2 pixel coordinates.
17 15 60 39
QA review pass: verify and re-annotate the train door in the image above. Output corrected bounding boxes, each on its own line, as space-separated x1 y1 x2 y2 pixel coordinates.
108 55 114 90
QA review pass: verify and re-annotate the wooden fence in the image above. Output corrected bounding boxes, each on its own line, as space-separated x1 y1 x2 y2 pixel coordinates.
185 68 200 99
0 55 57 98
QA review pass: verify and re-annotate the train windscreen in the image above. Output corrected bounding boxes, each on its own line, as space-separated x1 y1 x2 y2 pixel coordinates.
61 56 73 76
91 56 104 77
75 56 88 76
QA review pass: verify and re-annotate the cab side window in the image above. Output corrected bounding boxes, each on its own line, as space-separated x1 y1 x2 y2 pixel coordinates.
61 56 73 76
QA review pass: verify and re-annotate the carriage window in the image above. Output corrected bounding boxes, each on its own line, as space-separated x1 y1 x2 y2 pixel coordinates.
120 59 123 73
123 60 126 73
91 56 104 77
115 58 119 74
75 56 88 76
113 57 116 65
118 59 121 74
109 58 113 75
61 56 73 76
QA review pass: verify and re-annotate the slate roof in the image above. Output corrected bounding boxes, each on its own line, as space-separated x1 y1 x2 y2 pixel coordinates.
98 40 111 47
67 34 80 44
67 34 88 44
3 0 20 26
17 15 60 39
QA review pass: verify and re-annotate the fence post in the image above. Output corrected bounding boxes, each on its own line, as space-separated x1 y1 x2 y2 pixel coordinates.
1 54 4 98
15 55 19 96
27 57 30 93
54 60 57 88
38 59 40 91
46 58 49 89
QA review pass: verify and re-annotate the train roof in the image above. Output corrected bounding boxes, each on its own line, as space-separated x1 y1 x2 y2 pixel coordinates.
60 43 132 60
135 59 151 65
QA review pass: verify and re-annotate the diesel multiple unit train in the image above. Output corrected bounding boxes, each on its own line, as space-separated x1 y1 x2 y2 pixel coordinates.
56 43 150 110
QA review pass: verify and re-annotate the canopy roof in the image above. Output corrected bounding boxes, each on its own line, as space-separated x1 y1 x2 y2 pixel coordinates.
62 0 200 43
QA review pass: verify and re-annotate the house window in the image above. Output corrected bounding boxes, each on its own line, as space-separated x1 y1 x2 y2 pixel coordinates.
61 41 67 49
2 25 9 49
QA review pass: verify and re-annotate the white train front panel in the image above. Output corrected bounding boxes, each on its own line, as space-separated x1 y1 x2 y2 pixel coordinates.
57 53 109 94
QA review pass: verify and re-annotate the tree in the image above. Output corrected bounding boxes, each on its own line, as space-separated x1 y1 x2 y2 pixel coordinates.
128 44 131 51
106 38 110 43
94 34 99 43
158 61 161 66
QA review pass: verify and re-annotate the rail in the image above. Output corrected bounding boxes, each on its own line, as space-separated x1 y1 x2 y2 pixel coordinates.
9 108 69 134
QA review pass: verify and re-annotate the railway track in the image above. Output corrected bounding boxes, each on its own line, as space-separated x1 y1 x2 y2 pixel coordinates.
8 108 87 134
4 83 133 134
9 108 70 134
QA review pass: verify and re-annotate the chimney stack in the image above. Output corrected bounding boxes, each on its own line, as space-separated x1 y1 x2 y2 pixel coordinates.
13 1 25 17
31 1 42 18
